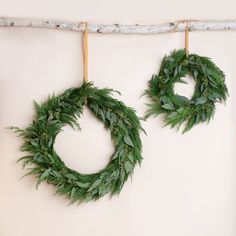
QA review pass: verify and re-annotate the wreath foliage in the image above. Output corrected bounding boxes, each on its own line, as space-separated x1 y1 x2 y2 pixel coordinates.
145 49 228 133
10 82 143 204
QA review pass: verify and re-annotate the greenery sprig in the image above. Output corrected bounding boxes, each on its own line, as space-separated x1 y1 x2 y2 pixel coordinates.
10 82 143 204
144 49 228 133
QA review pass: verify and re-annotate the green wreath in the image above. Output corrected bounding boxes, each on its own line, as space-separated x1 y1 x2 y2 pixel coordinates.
10 82 143 204
144 49 228 133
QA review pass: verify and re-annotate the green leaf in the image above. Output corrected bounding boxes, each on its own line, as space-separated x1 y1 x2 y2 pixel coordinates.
110 113 117 125
70 187 76 198
174 67 179 77
90 103 99 113
161 103 174 110
36 168 51 188
40 168 51 180
195 97 207 105
201 65 207 76
120 169 126 182
166 56 175 62
167 112 178 119
106 110 111 120
30 140 38 147
208 76 215 83
65 173 77 180
177 107 185 114
178 65 182 73
159 96 169 104
51 170 61 178
208 95 216 101
87 179 102 192
119 150 126 161
200 83 205 93
124 161 133 174
48 113 54 121
38 115 47 121
124 136 134 147
76 182 90 188
48 137 53 147
128 153 134 163
98 185 109 196
164 68 169 74
34 153 44 162
201 112 206 121
111 170 119 178
112 151 119 160
193 70 198 79
100 111 105 122
175 95 189 105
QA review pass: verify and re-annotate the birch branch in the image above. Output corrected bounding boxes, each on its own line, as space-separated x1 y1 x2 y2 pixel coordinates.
0 17 235 34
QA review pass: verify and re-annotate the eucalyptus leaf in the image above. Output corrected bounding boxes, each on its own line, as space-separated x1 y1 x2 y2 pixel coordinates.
161 104 175 110
124 136 134 147
87 179 102 192
76 182 90 188
124 161 133 173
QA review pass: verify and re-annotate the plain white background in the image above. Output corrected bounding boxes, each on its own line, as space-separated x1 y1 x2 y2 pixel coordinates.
0 0 236 235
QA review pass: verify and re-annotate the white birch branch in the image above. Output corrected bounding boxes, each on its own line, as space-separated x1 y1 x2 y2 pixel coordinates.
0 17 235 34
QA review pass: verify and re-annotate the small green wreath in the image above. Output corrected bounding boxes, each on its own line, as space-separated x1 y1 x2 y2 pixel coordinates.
144 49 228 133
10 82 143 204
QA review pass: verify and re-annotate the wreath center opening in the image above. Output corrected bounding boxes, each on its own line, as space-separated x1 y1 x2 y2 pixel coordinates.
54 107 115 174
173 75 196 100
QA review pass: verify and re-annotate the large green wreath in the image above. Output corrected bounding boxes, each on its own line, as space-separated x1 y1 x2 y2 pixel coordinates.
11 82 143 204
145 49 228 133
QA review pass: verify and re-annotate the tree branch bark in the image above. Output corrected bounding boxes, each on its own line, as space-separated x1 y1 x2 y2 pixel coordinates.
0 17 235 34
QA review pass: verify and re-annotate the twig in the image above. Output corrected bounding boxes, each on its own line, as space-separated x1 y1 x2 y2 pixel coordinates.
0 17 235 34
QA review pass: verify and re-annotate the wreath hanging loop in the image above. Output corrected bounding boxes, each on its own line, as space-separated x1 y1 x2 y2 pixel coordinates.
144 49 228 133
185 21 189 56
82 21 89 83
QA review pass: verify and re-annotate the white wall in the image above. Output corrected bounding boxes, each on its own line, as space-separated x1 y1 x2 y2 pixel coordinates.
0 0 236 236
